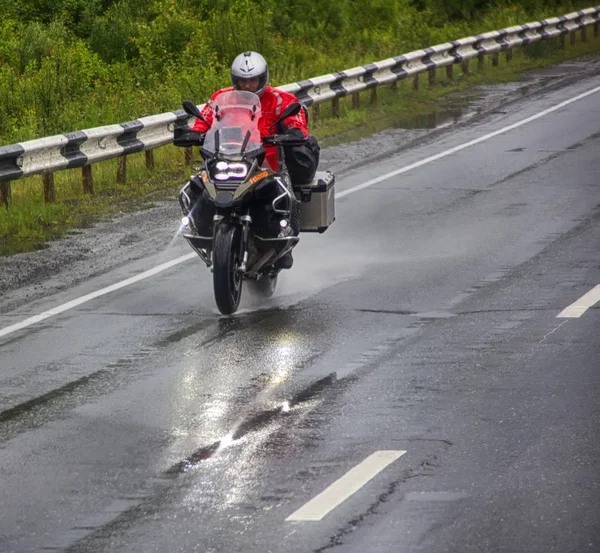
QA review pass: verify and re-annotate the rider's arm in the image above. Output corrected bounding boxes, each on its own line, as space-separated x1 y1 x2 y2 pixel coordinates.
280 107 309 137
191 103 213 133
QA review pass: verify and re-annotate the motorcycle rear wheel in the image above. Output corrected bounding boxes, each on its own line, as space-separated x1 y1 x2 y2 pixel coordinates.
213 223 242 315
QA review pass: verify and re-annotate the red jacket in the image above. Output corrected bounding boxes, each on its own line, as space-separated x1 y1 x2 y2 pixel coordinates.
191 85 308 171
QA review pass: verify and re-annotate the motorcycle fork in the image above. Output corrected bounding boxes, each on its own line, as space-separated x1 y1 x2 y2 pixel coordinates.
239 213 252 273
209 214 224 273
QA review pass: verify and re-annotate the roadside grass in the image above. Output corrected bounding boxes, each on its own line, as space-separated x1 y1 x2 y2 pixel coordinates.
1 34 599 256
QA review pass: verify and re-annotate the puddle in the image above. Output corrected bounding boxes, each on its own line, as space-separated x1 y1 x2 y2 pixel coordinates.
404 93 482 130
320 93 483 149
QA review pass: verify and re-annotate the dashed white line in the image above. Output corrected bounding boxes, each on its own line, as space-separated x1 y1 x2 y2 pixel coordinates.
557 285 600 318
285 450 406 522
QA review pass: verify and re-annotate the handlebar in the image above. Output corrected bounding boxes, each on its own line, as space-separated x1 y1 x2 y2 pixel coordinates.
173 128 205 147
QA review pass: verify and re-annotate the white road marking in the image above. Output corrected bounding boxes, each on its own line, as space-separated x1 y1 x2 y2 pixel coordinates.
557 285 600 318
285 450 406 522
2 84 600 339
336 84 600 199
0 253 197 339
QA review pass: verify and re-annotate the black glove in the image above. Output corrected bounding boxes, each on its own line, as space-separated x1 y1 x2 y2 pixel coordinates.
173 127 205 147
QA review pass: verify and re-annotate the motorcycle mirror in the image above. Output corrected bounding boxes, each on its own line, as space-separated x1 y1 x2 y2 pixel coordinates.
183 100 208 125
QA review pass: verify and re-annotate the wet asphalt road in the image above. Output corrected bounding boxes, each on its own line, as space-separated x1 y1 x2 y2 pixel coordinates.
1 74 599 553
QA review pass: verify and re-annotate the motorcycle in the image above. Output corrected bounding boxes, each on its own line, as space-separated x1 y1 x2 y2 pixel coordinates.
175 90 335 315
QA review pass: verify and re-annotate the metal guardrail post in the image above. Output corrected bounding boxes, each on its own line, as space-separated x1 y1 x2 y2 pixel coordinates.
428 67 436 86
560 34 566 48
492 52 499 66
184 147 193 166
117 156 127 184
370 87 377 105
82 166 94 195
462 60 469 74
478 51 485 70
332 97 340 117
506 48 513 62
413 74 419 91
43 172 55 203
312 103 320 127
352 92 360 109
446 64 454 80
571 30 576 45
145 150 155 170
595 21 599 37
0 182 11 208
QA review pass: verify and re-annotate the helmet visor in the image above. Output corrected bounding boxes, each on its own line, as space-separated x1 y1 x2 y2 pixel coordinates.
233 76 261 93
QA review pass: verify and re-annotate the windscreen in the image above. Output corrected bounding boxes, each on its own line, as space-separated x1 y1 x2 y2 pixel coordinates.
202 90 262 159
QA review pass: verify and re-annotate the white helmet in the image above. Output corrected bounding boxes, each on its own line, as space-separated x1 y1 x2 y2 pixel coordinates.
230 51 269 97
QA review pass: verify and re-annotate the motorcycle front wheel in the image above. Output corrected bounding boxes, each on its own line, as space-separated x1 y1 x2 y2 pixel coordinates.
213 223 242 315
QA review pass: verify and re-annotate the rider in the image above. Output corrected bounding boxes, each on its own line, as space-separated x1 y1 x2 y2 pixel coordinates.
175 51 320 269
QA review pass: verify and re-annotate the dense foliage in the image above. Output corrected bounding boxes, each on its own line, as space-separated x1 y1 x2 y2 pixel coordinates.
0 0 591 144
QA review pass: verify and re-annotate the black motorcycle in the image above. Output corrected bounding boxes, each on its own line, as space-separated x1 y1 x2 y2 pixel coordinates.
175 90 335 315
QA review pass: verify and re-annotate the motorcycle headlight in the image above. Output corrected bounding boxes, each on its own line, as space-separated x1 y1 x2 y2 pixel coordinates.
213 161 249 181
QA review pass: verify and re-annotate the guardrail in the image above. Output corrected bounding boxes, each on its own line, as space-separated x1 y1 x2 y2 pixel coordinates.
0 6 599 207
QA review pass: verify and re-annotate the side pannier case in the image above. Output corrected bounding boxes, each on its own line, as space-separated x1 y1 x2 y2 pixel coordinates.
298 171 336 233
